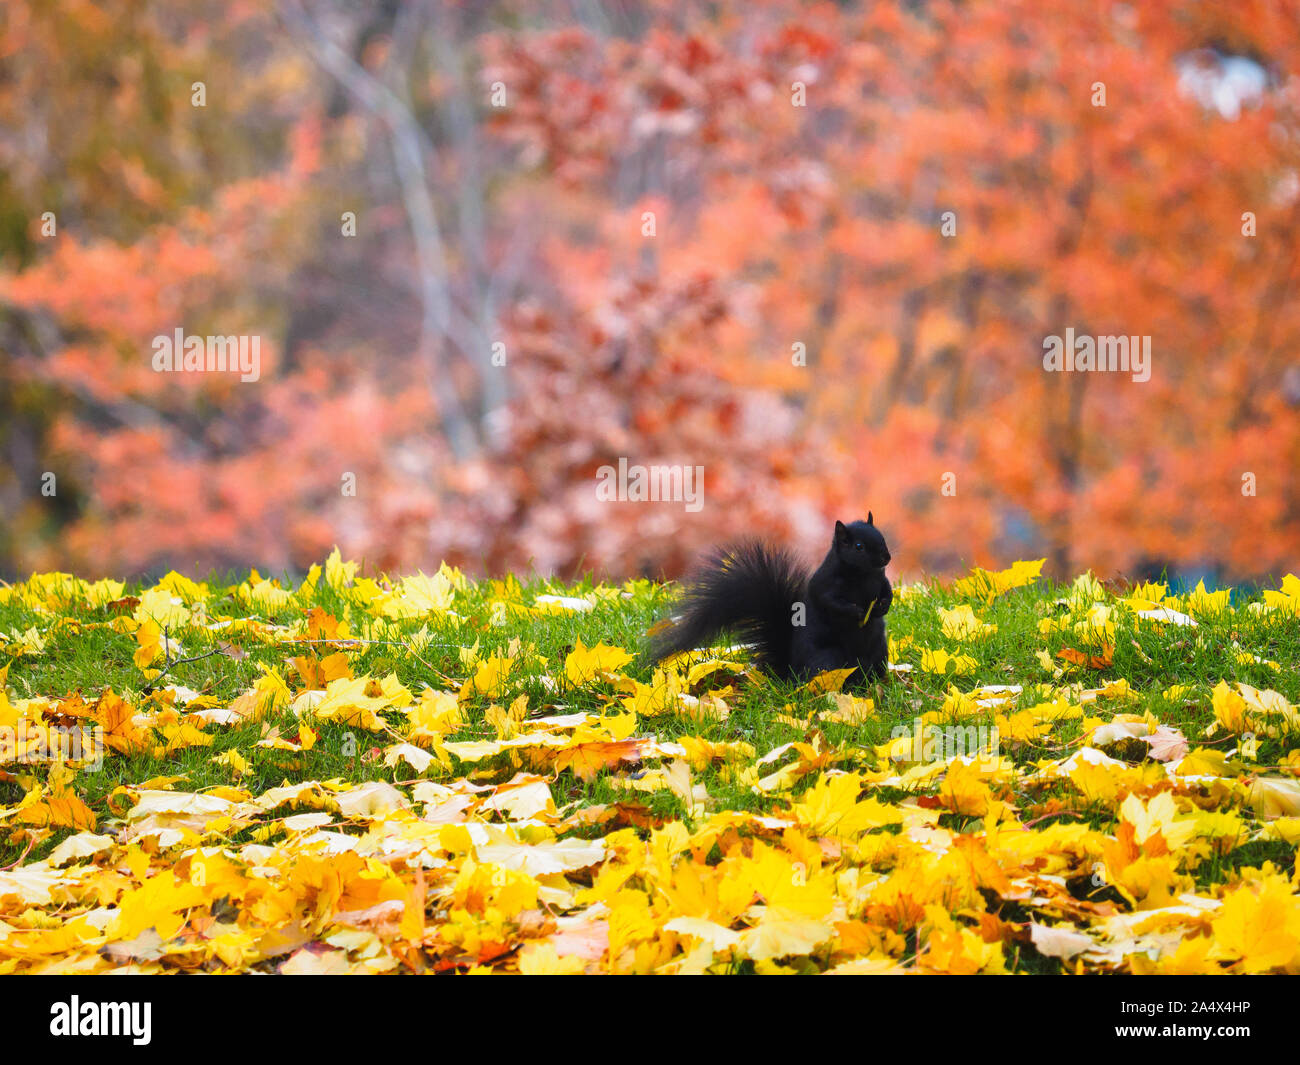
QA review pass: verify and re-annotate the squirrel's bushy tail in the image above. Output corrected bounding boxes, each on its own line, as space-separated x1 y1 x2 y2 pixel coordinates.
649 541 806 675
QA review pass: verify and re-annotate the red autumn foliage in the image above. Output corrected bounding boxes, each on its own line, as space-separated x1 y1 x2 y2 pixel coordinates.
1 1 1298 581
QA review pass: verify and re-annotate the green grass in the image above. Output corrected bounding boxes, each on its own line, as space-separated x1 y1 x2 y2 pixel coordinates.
2 563 1299 973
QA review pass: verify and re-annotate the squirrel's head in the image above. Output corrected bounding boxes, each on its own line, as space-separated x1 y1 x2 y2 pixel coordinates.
833 515 891 572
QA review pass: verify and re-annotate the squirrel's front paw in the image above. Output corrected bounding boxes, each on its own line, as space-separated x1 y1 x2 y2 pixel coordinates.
873 581 893 617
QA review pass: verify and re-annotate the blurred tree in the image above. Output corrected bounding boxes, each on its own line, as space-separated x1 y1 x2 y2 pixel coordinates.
1 0 1297 582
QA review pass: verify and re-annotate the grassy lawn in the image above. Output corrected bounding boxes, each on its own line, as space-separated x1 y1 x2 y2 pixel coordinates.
1 553 1298 973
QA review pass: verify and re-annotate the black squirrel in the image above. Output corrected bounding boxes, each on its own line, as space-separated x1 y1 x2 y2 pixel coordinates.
650 516 893 682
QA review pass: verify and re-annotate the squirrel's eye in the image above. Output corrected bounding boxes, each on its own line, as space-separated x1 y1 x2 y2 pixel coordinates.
854 542 864 550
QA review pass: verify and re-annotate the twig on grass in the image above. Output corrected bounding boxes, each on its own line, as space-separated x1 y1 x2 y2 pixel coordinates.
1021 810 1088 828
1 833 36 870
140 625 224 694
279 637 462 688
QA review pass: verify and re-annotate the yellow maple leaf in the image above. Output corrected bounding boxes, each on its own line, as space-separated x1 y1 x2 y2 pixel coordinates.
821 692 876 725
1250 777 1300 820
153 722 213 756
406 685 456 725
109 863 206 941
788 773 900 838
1179 580 1233 618
15 792 97 830
937 761 995 816
563 639 634 687
802 668 857 694
952 559 1044 603
919 648 977 676
313 675 390 730
937 604 997 641
213 749 252 777
133 585 192 629
737 913 836 960
92 689 152 755
677 735 755 770
486 694 529 740
553 738 644 782
1211 873 1300 973
460 654 517 701
517 942 587 975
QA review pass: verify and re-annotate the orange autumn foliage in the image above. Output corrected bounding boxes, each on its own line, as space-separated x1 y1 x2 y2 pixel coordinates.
1 1 1297 581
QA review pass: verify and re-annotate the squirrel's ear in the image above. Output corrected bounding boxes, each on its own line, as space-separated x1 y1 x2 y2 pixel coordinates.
834 520 849 542
867 511 874 525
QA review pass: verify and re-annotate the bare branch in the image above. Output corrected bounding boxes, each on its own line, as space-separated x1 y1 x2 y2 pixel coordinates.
279 0 480 459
